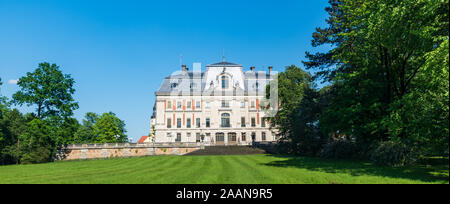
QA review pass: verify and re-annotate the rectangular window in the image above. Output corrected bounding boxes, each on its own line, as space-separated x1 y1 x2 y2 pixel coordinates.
196 133 201 142
167 118 172 128
167 101 172 109
196 101 201 109
242 133 246 141
167 133 172 137
176 133 181 142
187 132 191 137
196 118 201 128
241 117 246 127
177 101 182 109
187 101 191 109
251 101 255 109
251 132 256 141
216 133 225 143
261 117 266 127
177 118 181 128
186 118 191 128
240 101 245 108
206 118 210 128
251 117 256 127
221 100 230 108
262 132 266 141
228 133 237 143
206 102 210 108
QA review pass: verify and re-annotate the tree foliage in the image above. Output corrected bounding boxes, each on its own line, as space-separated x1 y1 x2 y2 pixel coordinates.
0 78 9 116
0 109 29 164
94 112 128 143
18 118 53 164
1 63 128 165
266 65 327 155
74 112 128 144
12 62 79 119
298 0 449 163
270 0 448 165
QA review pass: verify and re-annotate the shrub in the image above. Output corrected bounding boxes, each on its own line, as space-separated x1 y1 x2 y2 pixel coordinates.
20 146 52 164
273 141 294 155
319 139 360 159
369 141 420 167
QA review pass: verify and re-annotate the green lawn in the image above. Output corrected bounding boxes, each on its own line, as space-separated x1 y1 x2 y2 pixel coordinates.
0 154 448 184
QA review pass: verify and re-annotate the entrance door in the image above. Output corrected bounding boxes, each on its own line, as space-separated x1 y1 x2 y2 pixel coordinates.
227 133 237 145
215 133 225 145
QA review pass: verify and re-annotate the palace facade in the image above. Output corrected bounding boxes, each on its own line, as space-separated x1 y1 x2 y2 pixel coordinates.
152 60 277 145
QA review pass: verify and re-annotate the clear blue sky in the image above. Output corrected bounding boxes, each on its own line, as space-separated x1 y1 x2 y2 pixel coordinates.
0 0 330 142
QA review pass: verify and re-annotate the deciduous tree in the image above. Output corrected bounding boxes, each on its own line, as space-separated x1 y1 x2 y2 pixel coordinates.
94 112 127 143
12 62 78 119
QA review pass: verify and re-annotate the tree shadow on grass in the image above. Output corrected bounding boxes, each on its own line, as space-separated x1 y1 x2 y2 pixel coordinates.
262 155 449 183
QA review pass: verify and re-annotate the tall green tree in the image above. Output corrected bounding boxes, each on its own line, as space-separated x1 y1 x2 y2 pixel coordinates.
266 65 318 154
73 112 100 143
94 112 127 143
304 0 449 158
50 117 80 146
0 77 11 164
0 110 30 164
74 112 127 144
0 78 9 116
18 118 53 164
12 62 79 119
302 0 350 82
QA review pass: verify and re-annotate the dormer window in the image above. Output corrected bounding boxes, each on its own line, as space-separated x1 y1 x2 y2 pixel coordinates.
221 76 229 89
171 83 178 88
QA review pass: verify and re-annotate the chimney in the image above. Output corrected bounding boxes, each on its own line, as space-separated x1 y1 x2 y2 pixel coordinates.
182 65 188 72
250 66 255 72
268 66 273 75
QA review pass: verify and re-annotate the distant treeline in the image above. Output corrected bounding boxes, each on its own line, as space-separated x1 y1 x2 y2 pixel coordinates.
0 63 128 165
266 0 449 166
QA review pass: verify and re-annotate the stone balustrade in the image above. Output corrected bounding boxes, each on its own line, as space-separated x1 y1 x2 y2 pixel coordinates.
61 143 204 160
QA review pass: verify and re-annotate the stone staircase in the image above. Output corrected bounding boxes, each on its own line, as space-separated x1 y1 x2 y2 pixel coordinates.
185 145 266 156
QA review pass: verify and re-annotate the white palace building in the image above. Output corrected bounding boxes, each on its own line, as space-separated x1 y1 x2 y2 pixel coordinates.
151 59 278 145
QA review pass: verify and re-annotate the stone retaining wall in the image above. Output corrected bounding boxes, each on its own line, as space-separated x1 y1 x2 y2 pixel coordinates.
62 143 203 160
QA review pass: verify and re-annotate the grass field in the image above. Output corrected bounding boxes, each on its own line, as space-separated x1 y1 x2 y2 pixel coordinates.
0 154 448 184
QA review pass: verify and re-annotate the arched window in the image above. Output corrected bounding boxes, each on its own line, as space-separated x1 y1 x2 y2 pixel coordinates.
221 113 230 127
221 76 229 89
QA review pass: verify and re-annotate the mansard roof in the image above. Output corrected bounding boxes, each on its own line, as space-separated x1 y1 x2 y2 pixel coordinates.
156 72 206 94
155 63 274 96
